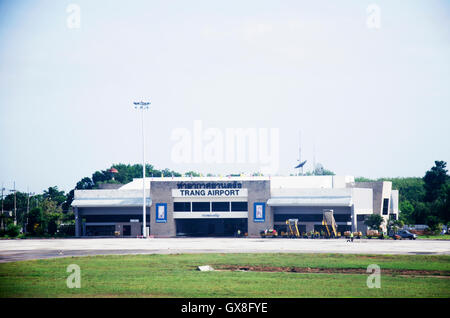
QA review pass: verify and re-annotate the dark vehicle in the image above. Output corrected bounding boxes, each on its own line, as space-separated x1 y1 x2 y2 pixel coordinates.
396 230 417 240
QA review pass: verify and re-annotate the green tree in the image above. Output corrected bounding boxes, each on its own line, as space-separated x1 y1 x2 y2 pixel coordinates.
364 214 384 231
184 171 201 177
3 191 28 229
379 166 448 226
410 202 427 224
382 177 425 204
161 168 182 177
305 163 335 176
6 223 21 237
76 177 94 190
92 170 110 184
90 164 184 186
421 161 449 228
27 207 44 235
63 177 95 212
62 190 75 213
41 199 62 235
61 211 75 223
355 177 376 182
440 183 450 223
423 161 449 202
399 200 414 224
43 186 66 206
387 218 404 234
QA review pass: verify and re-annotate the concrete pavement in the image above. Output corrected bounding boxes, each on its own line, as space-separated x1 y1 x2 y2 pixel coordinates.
0 238 449 262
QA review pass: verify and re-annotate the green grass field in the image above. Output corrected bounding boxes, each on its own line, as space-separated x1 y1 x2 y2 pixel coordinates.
417 235 450 240
0 253 449 298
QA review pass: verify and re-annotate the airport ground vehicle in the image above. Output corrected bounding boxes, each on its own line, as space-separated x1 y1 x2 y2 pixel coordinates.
286 219 300 238
366 230 383 239
344 231 362 239
322 210 338 238
279 219 301 238
260 228 278 238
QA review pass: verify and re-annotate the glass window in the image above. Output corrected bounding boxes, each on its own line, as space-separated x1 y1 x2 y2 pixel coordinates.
174 202 191 212
382 198 389 215
273 213 351 223
334 214 351 222
212 202 230 212
274 214 322 222
389 214 397 220
231 202 248 211
192 202 210 212
85 215 149 222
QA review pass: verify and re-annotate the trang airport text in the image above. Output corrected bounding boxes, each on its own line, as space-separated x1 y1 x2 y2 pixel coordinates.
178 189 243 197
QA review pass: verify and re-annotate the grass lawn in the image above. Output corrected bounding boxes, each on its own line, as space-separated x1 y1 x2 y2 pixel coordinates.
418 235 450 240
0 253 449 298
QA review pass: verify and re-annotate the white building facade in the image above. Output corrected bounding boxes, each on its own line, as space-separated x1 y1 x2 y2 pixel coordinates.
72 176 399 237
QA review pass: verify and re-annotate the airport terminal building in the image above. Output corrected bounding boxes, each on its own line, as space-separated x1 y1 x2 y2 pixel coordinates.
71 176 399 237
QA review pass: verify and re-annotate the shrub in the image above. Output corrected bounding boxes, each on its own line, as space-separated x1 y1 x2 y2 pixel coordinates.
6 224 21 237
58 224 75 236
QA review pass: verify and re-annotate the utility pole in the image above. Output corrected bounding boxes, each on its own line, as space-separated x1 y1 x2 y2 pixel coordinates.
14 182 16 226
134 100 150 238
26 188 29 233
9 182 17 226
1 183 4 230
25 188 34 234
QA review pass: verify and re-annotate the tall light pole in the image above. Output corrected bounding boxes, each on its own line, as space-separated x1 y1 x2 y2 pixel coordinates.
134 100 150 238
9 182 16 225
1 184 4 230
25 188 35 234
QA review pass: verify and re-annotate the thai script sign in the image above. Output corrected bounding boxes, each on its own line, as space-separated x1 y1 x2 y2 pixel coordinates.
172 188 248 197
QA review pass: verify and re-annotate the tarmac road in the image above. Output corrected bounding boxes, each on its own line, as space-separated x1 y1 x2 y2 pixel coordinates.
0 237 449 263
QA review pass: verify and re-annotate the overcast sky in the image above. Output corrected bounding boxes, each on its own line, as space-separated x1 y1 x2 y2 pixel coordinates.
0 0 449 194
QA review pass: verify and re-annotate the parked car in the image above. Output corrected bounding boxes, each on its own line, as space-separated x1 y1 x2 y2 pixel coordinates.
388 231 398 240
396 230 417 240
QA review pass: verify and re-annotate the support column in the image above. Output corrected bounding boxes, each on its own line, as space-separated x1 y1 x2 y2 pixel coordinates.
351 205 357 232
74 207 80 237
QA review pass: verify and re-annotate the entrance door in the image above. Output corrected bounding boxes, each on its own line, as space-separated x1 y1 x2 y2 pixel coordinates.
208 223 215 235
176 219 247 237
123 225 131 236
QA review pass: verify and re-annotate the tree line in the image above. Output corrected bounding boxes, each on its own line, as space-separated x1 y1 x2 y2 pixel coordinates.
1 161 448 237
355 160 449 231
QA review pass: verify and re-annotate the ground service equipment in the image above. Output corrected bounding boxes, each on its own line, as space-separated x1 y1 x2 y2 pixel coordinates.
322 209 338 238
286 219 300 238
260 228 278 238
